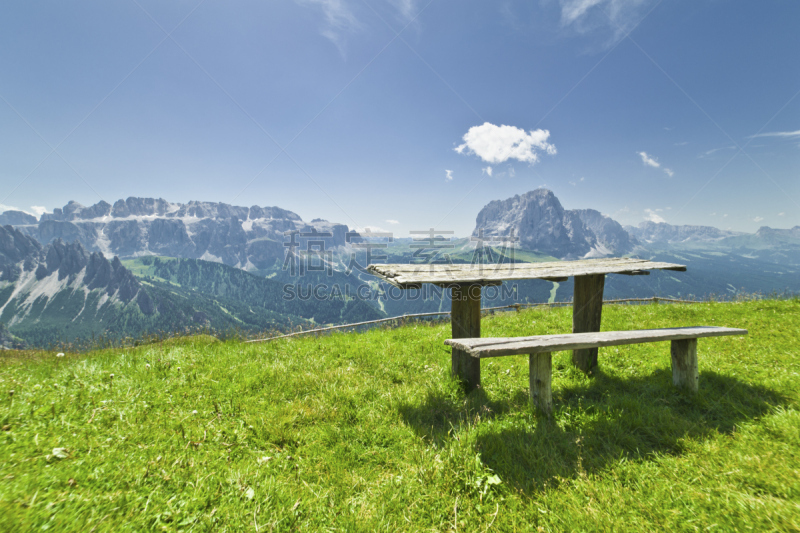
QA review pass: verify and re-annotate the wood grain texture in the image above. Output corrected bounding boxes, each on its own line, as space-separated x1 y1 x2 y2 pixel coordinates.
572 274 605 373
444 326 747 358
366 257 686 288
529 352 553 416
671 338 699 393
450 284 482 392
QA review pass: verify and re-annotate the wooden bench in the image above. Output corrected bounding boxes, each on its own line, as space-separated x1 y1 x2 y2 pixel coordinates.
445 326 748 415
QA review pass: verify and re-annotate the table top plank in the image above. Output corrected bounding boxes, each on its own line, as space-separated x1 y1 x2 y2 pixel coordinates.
367 257 686 288
444 326 747 357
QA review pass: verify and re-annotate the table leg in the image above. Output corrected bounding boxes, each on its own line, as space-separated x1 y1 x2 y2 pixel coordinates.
572 274 605 373
451 283 481 392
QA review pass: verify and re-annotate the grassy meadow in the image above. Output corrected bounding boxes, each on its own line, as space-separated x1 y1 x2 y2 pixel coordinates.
1 299 799 531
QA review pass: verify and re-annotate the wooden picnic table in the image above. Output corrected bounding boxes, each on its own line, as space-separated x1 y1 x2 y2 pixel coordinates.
366 257 687 390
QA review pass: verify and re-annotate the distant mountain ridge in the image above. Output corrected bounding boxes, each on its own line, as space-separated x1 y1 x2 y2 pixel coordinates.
624 221 744 243
7 197 358 271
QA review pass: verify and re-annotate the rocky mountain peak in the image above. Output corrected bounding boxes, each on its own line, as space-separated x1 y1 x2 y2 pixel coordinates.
573 209 638 256
473 189 597 259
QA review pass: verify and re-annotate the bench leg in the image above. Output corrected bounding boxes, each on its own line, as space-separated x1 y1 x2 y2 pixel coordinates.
529 352 553 416
572 274 605 374
671 338 698 393
451 284 482 392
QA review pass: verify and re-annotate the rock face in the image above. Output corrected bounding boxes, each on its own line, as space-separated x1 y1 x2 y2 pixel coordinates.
16 198 357 270
0 225 44 282
574 209 638 256
0 225 145 313
624 222 743 243
472 189 599 259
0 211 38 225
755 226 800 241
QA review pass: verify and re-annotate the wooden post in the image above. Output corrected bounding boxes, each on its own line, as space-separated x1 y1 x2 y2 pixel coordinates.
451 283 482 392
529 352 552 416
572 274 605 373
671 338 698 393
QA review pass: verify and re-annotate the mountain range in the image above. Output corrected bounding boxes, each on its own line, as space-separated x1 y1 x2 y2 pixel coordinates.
6 197 355 271
1 190 798 348
471 188 800 265
0 224 379 348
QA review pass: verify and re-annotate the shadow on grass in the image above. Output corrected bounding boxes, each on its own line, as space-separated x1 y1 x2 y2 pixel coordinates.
398 368 788 493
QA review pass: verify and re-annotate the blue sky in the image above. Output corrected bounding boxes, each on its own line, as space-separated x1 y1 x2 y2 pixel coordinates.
1 0 798 236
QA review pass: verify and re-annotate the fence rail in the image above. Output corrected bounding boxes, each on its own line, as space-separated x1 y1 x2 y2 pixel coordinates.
246 296 699 344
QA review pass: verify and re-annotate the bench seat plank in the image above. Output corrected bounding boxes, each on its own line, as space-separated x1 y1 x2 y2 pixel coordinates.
444 326 747 358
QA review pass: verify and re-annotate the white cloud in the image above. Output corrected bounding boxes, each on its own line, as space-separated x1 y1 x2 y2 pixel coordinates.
674 141 688 146
637 151 660 168
386 219 399 225
643 208 665 223
748 130 800 139
445 169 453 181
710 212 716 216
778 212 785 216
507 166 516 178
482 166 493 177
580 177 585 182
569 180 576 186
30 206 47 216
723 214 728 218
663 167 674 177
753 216 764 223
295 0 360 53
455 122 556 165
0 203 20 214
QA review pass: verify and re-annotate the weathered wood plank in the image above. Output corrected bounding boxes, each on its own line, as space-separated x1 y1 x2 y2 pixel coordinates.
671 338 699 393
450 284 482 392
444 326 747 357
572 274 605 373
529 352 552 416
366 257 686 288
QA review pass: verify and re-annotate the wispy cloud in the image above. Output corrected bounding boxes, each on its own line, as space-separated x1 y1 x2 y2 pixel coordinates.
638 151 674 176
482 166 493 177
643 208 665 223
559 0 659 46
387 0 417 21
295 0 361 54
0 203 21 214
297 0 420 52
699 145 736 158
747 129 800 139
445 169 453 181
30 206 47 216
778 212 785 216
455 122 556 165
637 151 660 168
386 219 399 225
753 216 764 223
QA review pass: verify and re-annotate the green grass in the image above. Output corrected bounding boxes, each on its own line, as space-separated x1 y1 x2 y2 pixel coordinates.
1 299 799 531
